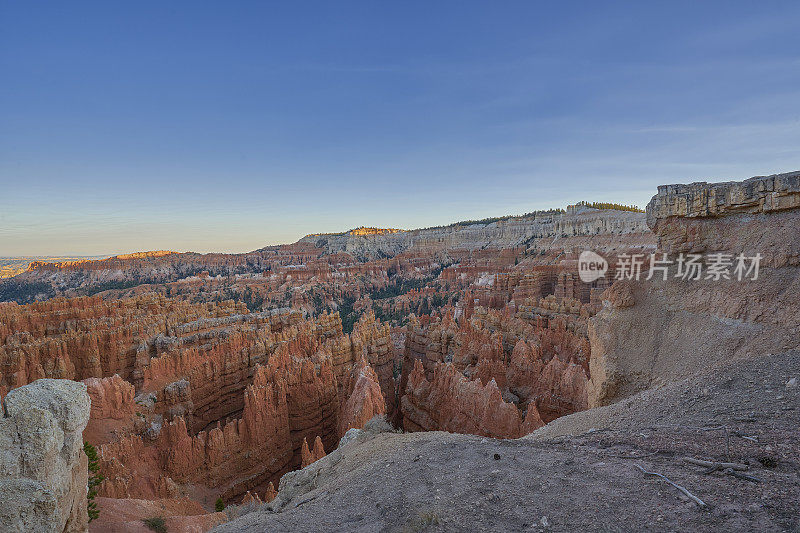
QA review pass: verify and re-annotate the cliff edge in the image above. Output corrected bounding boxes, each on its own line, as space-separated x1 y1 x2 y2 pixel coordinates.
587 171 800 407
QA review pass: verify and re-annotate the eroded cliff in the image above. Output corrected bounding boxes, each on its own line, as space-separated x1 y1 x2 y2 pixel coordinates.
588 171 800 406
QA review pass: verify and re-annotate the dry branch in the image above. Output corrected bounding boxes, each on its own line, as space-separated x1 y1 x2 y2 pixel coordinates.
724 468 762 483
684 457 748 471
731 431 758 442
634 464 707 508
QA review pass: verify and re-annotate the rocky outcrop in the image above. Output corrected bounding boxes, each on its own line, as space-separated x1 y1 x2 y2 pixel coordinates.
645 170 800 225
0 379 91 533
646 171 800 266
588 171 800 407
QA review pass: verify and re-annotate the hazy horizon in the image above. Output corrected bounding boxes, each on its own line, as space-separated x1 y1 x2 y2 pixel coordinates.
2 1 799 256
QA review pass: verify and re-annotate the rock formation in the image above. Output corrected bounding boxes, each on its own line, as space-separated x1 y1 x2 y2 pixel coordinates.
31 306 394 507
402 360 543 438
263 482 278 503
588 171 800 406
0 295 247 394
0 200 671 531
338 359 386 437
0 379 91 533
400 305 590 436
97 362 294 502
300 436 327 468
84 375 135 422
300 207 653 261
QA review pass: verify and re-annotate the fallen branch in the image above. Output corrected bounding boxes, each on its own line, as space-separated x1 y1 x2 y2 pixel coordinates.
634 464 707 508
684 457 748 471
724 468 762 483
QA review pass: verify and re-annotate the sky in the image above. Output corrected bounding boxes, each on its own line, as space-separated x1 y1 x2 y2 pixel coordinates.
1 1 799 256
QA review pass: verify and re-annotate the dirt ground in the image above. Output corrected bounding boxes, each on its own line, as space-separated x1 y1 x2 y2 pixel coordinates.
214 351 799 532
90 497 226 532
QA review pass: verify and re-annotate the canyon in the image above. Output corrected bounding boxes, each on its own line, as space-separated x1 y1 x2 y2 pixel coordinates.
1 171 798 532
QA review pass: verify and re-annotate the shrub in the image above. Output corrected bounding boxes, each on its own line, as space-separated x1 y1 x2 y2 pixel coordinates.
143 516 167 533
215 497 225 512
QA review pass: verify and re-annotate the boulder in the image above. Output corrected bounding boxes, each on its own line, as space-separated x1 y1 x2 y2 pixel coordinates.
0 379 91 533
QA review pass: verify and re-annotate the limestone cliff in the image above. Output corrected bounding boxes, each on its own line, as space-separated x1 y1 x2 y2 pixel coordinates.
300 208 652 261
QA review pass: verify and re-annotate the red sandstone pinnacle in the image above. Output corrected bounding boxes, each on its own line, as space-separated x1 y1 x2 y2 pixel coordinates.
264 482 277 503
313 436 326 462
301 436 327 468
301 437 313 468
338 358 387 437
240 491 262 505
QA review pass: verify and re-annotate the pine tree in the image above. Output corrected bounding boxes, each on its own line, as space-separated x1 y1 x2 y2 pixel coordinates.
84 442 104 522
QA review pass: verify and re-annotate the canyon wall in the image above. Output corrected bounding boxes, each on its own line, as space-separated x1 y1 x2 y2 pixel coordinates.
0 295 247 395
0 200 672 531
588 171 800 407
0 287 397 513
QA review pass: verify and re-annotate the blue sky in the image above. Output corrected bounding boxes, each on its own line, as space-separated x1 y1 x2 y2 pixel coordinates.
1 1 799 256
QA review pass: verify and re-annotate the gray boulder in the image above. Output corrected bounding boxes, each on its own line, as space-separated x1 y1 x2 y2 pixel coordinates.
0 379 91 532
